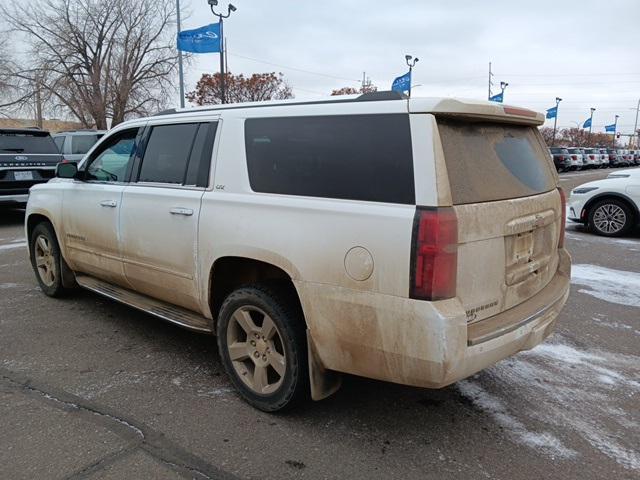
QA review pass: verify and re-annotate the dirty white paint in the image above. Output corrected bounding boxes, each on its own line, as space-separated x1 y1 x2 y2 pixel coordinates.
0 242 27 251
571 264 640 307
458 338 640 470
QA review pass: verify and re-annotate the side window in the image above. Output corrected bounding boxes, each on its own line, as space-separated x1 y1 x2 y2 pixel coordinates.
184 123 217 187
85 128 139 182
244 114 415 204
137 124 199 184
53 136 65 153
71 135 100 155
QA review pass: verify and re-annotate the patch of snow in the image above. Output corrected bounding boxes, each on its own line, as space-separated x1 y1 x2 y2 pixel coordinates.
457 380 577 459
571 264 640 307
0 283 19 289
458 337 640 471
0 242 27 251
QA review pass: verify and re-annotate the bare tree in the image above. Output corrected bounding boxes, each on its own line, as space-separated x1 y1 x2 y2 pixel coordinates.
186 72 293 106
330 83 378 96
2 0 180 128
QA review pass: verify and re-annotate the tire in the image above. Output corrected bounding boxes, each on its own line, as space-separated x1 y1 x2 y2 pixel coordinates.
216 283 309 412
29 222 69 297
588 199 635 237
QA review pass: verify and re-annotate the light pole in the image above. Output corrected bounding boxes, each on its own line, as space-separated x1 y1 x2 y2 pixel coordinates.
588 107 595 143
176 0 185 108
612 114 619 148
208 0 237 104
551 97 562 147
632 99 640 148
405 55 419 97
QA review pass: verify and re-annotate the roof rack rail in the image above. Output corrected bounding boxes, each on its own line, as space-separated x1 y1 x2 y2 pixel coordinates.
152 90 405 117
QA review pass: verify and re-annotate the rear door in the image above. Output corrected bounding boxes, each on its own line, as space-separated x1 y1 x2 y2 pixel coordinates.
436 119 562 323
119 120 218 311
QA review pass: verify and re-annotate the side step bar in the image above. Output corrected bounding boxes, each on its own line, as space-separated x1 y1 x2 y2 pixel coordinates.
75 274 213 333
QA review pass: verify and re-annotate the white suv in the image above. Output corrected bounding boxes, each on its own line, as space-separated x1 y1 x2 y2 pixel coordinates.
26 93 571 411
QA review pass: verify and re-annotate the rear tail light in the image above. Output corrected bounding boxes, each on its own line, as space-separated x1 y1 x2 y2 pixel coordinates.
410 208 458 301
558 155 565 160
558 188 566 248
571 155 577 160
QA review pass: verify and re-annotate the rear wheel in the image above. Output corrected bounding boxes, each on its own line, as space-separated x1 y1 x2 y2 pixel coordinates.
29 222 69 297
217 284 309 412
588 199 634 237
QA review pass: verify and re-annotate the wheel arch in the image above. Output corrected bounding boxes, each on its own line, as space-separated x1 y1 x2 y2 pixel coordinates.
583 192 639 224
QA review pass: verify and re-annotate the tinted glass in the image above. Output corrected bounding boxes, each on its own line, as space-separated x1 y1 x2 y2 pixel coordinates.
184 123 217 187
0 132 59 154
71 135 101 155
138 123 199 184
53 136 65 152
438 120 556 205
86 129 139 182
245 114 414 204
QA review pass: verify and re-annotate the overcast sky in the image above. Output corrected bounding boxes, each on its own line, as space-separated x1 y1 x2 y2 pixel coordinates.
180 0 640 135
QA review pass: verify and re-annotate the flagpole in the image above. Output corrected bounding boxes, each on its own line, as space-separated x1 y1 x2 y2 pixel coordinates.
176 0 185 108
551 97 562 147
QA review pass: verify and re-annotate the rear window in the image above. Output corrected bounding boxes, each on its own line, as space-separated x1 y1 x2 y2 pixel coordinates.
0 131 59 154
245 114 414 204
437 120 556 205
71 134 102 155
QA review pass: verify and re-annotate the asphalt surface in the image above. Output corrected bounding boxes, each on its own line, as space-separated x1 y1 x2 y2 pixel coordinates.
1 167 639 480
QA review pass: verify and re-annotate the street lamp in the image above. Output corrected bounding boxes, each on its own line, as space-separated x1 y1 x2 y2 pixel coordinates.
405 55 418 97
499 81 509 102
612 114 619 148
551 97 562 147
588 107 595 142
208 0 237 104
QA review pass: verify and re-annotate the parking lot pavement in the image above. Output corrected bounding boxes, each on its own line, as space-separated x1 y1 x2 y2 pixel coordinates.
1 170 639 480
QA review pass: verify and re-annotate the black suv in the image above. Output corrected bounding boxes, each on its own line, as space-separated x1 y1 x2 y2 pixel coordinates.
549 147 572 172
0 128 62 207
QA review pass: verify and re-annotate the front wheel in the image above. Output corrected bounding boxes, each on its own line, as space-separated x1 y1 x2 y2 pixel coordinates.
29 222 69 297
588 199 634 237
217 284 309 412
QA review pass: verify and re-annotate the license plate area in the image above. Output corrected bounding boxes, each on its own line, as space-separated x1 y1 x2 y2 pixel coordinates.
14 171 34 181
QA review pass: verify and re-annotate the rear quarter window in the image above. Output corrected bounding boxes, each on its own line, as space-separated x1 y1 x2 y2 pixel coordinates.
437 120 557 205
244 114 415 204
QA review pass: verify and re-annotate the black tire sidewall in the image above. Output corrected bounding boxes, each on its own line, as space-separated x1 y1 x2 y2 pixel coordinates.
216 285 308 412
588 199 634 237
30 222 65 297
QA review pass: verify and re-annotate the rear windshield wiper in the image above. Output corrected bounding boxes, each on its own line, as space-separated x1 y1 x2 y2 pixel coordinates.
0 148 25 152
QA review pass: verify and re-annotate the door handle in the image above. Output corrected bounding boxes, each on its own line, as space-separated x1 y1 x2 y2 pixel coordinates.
100 200 117 208
170 207 194 216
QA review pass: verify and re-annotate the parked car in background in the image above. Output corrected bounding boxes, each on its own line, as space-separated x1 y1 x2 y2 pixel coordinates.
568 148 588 169
25 94 570 411
569 168 640 236
1 128 62 207
52 130 106 162
549 147 573 172
607 148 625 167
583 148 603 168
598 148 610 168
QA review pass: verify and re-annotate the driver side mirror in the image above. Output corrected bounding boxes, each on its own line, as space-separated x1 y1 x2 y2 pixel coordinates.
55 161 78 179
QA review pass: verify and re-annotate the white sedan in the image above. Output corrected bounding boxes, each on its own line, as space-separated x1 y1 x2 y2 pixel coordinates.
568 169 640 236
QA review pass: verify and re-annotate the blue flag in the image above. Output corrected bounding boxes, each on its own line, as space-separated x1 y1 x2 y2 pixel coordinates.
546 106 557 119
582 117 592 129
489 92 503 103
391 71 411 94
605 123 616 133
177 23 221 53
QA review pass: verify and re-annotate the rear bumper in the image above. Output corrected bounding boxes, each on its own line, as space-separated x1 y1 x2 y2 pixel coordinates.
299 249 570 389
0 193 29 206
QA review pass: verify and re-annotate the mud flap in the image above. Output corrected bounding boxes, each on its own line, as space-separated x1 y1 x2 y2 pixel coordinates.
307 330 342 401
60 254 78 289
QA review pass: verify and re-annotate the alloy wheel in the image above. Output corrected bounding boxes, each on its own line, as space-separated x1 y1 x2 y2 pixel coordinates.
226 306 287 395
593 204 626 234
34 234 57 287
